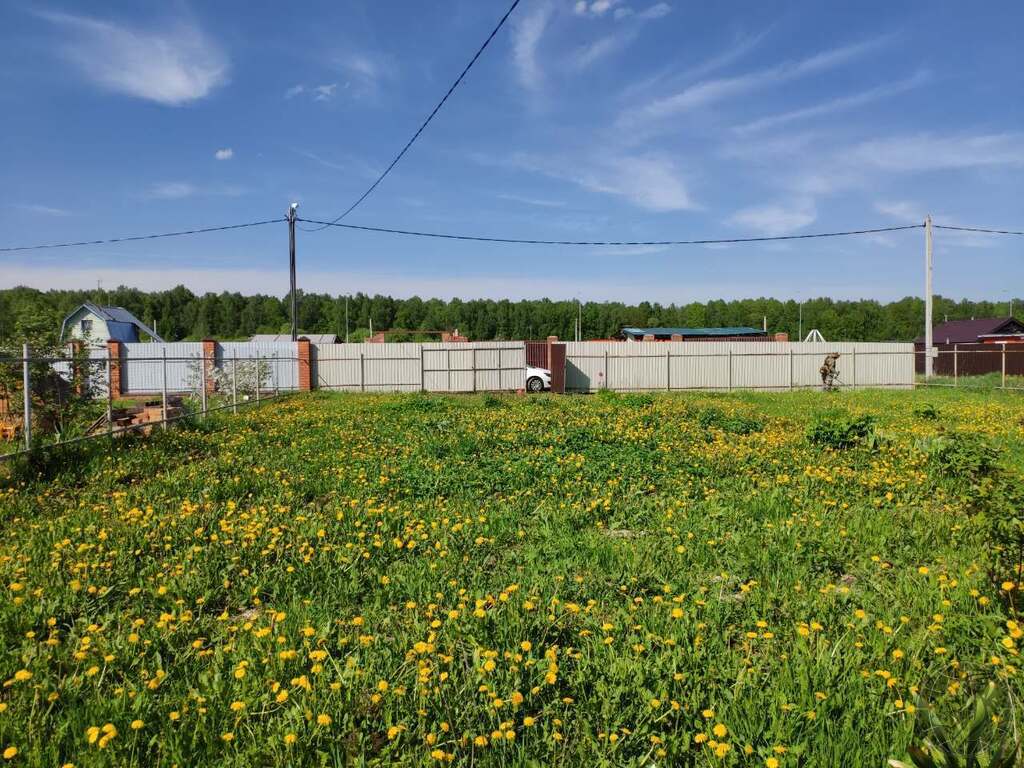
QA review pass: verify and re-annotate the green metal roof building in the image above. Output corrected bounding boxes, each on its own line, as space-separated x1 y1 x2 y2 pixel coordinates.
620 326 767 341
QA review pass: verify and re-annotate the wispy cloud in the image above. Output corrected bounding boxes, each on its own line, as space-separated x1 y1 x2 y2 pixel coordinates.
504 152 696 211
145 181 244 200
313 83 338 101
512 2 554 90
853 132 1024 171
15 204 72 216
627 37 888 125
638 3 672 20
496 193 566 208
728 200 816 236
214 147 233 160
284 84 305 99
734 70 930 134
875 200 999 249
37 11 228 106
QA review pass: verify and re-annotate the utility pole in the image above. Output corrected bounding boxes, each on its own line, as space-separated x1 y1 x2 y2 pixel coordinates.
924 214 934 378
288 203 299 341
798 301 803 341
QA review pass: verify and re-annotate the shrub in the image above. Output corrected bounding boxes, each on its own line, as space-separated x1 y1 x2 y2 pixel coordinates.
697 406 763 436
806 412 876 449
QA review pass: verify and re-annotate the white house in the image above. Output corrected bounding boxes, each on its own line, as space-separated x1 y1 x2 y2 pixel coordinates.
60 302 164 346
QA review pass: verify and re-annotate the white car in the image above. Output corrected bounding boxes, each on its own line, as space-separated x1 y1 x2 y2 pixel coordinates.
526 366 551 392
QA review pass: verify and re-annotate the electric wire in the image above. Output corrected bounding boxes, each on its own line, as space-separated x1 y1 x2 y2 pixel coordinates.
300 0 522 232
297 218 924 246
0 218 285 253
933 224 1024 236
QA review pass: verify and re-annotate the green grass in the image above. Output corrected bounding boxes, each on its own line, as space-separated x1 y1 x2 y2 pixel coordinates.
2 388 1024 767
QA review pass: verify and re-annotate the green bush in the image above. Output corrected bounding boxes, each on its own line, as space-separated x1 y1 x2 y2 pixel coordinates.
807 412 877 449
697 406 764 436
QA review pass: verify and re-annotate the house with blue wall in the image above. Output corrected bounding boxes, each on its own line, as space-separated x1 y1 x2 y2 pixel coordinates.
60 302 164 346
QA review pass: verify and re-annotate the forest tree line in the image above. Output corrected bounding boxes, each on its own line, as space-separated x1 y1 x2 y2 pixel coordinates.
0 284 1019 346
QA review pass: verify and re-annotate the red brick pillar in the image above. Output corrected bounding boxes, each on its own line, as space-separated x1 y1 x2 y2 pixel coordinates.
546 335 558 370
297 338 312 391
107 340 123 396
202 339 217 394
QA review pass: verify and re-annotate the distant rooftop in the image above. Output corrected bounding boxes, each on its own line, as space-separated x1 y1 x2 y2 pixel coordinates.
621 326 766 340
250 333 338 344
915 317 1024 344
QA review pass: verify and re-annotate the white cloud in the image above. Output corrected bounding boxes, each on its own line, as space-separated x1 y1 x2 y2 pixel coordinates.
728 201 816 236
313 83 338 101
853 132 1024 171
512 2 553 90
284 84 305 99
638 2 671 19
631 38 887 123
37 11 228 106
613 7 634 19
590 1 615 15
574 1 588 14
214 147 233 160
734 70 930 134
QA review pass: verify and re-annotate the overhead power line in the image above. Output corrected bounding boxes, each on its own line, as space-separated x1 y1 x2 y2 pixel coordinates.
934 224 1024 236
0 218 284 253
297 218 924 246
302 0 522 232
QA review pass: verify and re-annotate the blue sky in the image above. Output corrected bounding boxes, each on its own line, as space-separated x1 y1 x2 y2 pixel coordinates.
1 0 1023 303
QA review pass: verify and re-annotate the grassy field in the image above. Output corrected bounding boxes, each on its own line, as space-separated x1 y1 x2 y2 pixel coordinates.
2 388 1024 767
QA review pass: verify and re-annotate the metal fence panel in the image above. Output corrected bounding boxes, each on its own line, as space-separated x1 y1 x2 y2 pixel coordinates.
122 342 203 394
313 342 525 392
219 342 297 392
564 341 914 392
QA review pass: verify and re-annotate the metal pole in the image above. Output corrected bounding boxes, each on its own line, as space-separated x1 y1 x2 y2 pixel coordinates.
200 352 208 419
727 349 733 392
666 347 671 391
924 215 934 378
852 347 857 390
231 355 238 414
21 343 31 451
106 348 113 436
798 303 802 341
288 203 299 342
345 296 349 344
446 348 451 392
161 348 168 431
471 347 477 393
604 349 609 390
359 352 365 392
255 355 261 405
953 344 958 386
789 347 794 390
419 346 425 392
1002 343 1007 389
